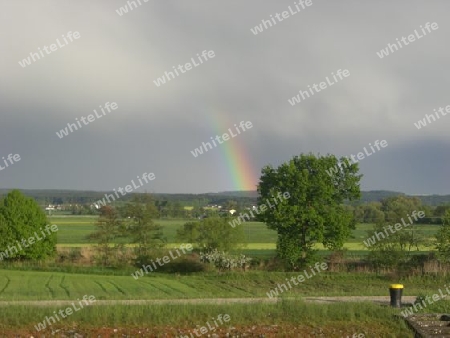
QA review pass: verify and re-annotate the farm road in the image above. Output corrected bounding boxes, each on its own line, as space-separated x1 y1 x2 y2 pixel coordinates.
0 296 417 306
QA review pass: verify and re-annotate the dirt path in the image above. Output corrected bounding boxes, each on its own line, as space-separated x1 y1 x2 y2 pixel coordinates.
0 296 417 306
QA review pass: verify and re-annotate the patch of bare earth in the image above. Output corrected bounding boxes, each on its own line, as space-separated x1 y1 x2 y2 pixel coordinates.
1 324 388 338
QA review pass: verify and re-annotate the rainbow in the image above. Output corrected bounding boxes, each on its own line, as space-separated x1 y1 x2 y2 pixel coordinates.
208 111 257 191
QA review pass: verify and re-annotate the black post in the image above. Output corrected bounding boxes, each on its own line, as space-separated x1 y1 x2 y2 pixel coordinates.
389 284 403 308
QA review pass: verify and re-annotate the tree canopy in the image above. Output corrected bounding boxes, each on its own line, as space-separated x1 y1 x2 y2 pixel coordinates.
435 209 450 262
88 205 126 267
0 189 56 260
257 153 361 269
177 216 245 252
122 194 165 260
366 196 427 269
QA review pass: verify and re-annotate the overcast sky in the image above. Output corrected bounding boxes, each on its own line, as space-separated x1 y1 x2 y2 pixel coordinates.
1 1 449 195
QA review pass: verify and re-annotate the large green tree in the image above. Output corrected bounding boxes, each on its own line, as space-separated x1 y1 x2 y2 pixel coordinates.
0 190 57 260
257 153 361 269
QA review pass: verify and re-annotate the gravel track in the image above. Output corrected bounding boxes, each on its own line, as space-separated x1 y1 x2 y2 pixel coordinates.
0 296 417 306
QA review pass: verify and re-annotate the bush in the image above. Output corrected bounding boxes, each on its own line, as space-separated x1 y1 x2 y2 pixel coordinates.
199 248 251 271
160 254 209 274
135 250 209 274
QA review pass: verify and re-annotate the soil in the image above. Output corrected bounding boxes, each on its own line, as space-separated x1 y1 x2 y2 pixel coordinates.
1 325 368 338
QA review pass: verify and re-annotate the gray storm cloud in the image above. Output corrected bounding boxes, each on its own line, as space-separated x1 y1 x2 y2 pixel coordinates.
0 0 449 194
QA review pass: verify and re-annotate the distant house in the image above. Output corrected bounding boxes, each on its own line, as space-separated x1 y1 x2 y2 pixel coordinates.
218 209 237 216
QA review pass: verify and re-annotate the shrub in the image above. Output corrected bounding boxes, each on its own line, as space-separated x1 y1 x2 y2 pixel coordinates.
199 248 251 271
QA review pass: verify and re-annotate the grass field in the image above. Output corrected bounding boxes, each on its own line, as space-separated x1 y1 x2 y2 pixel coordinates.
50 216 440 255
0 269 447 301
0 215 443 336
51 216 279 245
0 301 414 337
0 269 448 335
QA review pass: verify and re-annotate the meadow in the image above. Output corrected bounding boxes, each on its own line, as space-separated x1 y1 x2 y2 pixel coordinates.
51 215 441 257
0 268 449 336
0 269 449 301
0 215 442 336
0 301 416 337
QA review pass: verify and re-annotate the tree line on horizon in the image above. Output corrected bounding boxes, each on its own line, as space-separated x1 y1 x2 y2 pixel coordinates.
1 187 450 210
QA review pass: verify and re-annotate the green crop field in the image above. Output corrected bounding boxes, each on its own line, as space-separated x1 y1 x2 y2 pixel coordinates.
0 301 415 337
0 215 443 336
50 216 279 247
0 269 448 301
50 216 440 254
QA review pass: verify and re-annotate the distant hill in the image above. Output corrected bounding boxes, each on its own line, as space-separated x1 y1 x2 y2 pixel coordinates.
358 191 450 206
414 195 450 206
215 190 258 198
357 190 405 203
0 189 449 206
215 190 450 206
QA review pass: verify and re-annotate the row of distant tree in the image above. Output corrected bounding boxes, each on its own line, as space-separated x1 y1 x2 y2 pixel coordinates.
364 196 450 270
0 189 256 211
349 200 449 224
3 188 450 208
63 199 450 226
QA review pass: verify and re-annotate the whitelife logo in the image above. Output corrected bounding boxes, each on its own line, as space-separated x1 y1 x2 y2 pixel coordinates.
250 0 313 35
18 31 80 68
131 244 193 280
0 153 21 172
190 121 253 158
115 0 149 16
288 69 350 106
153 50 215 87
229 192 290 228
363 210 425 248
56 102 118 139
0 224 58 261
376 22 438 59
95 172 156 207
325 140 388 177
178 314 231 338
266 262 328 298
34 295 96 332
400 285 450 317
414 104 449 130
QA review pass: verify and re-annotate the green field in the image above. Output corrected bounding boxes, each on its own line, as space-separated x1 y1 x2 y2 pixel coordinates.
0 268 445 335
0 301 414 337
0 269 448 301
51 216 278 245
50 216 440 255
0 215 443 335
